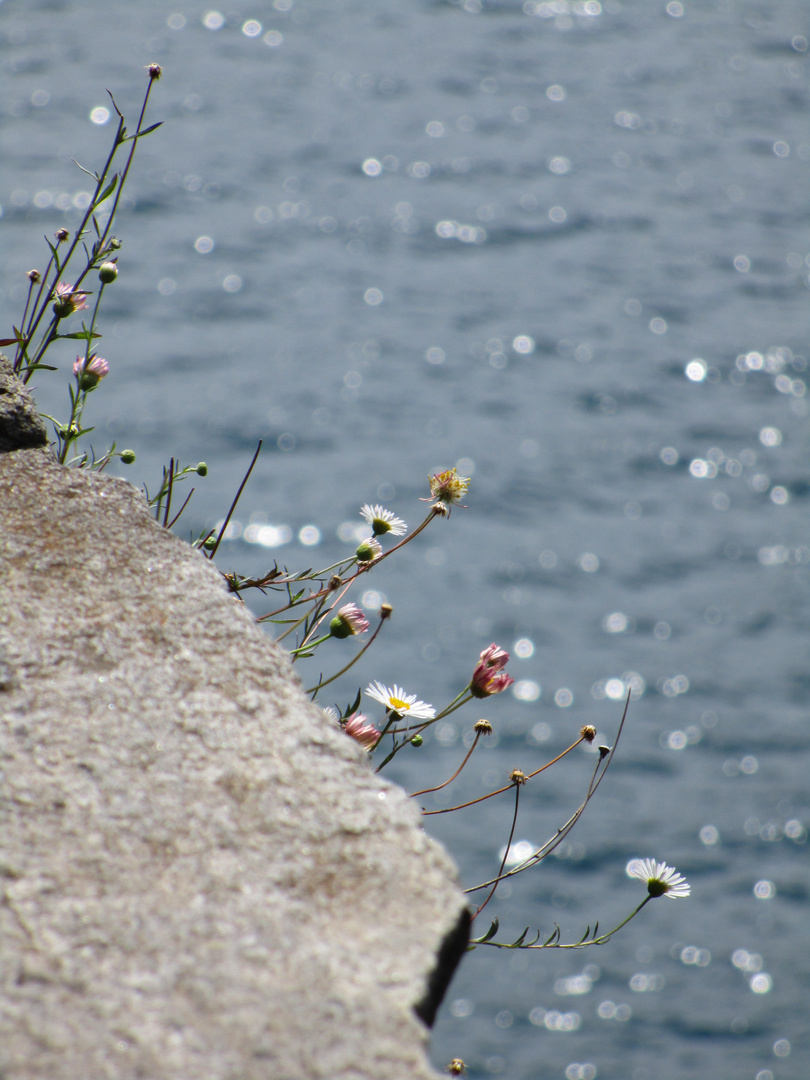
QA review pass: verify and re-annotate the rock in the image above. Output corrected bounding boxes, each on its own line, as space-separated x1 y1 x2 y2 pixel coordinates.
0 354 48 452
0 439 469 1078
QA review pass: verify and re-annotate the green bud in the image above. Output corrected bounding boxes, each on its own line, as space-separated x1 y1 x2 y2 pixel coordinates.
203 535 217 550
120 449 136 464
196 462 208 476
355 537 382 563
98 261 118 284
329 615 351 639
410 734 423 747
109 238 122 250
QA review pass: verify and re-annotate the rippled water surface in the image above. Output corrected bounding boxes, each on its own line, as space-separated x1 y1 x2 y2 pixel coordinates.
2 2 809 1078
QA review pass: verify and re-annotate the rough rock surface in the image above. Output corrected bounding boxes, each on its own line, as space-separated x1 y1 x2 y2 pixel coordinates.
0 372 469 1079
0 355 48 452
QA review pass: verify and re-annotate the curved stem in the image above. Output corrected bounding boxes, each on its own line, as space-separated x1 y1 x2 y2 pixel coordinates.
305 615 386 695
474 781 521 919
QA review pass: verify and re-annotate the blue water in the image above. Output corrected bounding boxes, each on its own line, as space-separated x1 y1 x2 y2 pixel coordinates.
2 2 809 1078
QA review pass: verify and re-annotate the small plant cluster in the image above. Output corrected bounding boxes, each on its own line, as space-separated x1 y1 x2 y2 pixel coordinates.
4 68 691 1077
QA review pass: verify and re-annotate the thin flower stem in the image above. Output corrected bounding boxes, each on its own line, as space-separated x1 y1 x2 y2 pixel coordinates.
474 781 521 919
409 731 482 797
305 615 386 695
290 632 331 657
276 592 329 644
207 440 262 560
472 896 653 952
421 735 586 817
465 699 631 894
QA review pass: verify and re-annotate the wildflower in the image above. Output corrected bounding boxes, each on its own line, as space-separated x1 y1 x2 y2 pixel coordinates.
360 503 407 537
98 261 118 284
73 355 109 391
470 643 514 699
355 537 382 563
422 467 470 515
329 603 370 639
626 858 691 899
365 681 435 720
52 282 89 317
343 713 379 750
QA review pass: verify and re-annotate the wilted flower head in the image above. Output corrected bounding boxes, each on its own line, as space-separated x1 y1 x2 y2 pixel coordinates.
329 603 370 639
365 681 435 720
146 62 163 80
355 536 382 563
360 503 407 537
73 355 109 391
53 282 89 317
343 712 379 750
470 643 514 698
422 467 470 515
626 858 691 899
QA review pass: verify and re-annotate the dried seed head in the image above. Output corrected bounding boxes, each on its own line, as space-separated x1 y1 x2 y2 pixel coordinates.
474 719 493 735
147 63 163 80
379 602 394 620
27 269 41 283
580 725 597 743
510 769 526 786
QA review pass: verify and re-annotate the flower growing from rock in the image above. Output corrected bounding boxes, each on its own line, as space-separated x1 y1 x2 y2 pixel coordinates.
360 503 407 537
329 603 369 639
52 283 89 318
470 643 514 698
343 712 379 750
423 467 470 515
626 858 691 899
73 355 109 391
365 682 435 719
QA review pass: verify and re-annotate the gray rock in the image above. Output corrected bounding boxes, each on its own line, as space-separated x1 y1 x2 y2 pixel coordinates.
0 354 49 452
0 448 469 1079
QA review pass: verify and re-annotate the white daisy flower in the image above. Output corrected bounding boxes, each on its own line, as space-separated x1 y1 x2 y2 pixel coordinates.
360 503 408 537
626 858 691 899
365 681 436 719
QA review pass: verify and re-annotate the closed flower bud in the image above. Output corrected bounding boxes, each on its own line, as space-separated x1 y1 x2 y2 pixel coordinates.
147 62 163 80
55 228 69 243
98 261 118 284
120 449 136 464
410 734 423 747
379 602 393 620
196 462 208 476
27 269 41 283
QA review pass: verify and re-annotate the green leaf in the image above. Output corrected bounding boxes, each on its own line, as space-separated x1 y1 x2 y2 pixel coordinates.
123 121 163 142
93 173 119 208
56 330 102 341
470 918 500 945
